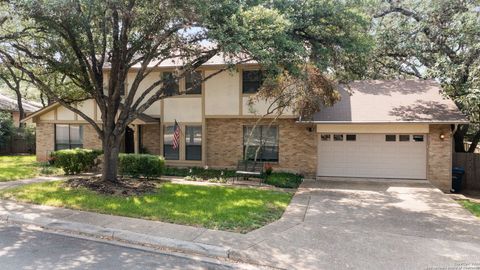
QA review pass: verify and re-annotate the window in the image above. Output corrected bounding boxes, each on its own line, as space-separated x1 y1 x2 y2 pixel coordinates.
185 126 202 160
242 70 263 94
163 125 179 160
55 124 83 150
162 72 179 96
413 135 424 142
385 135 396 142
333 134 344 141
185 71 202 94
243 126 278 162
399 135 410 142
321 134 331 141
346 134 356 141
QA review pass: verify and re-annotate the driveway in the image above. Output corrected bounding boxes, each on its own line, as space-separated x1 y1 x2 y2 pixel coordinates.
242 179 480 269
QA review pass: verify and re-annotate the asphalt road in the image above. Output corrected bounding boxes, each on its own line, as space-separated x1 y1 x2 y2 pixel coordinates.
0 224 259 270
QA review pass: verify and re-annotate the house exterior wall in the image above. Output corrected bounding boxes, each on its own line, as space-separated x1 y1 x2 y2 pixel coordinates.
206 118 317 176
36 123 55 161
35 123 102 161
141 124 161 155
427 124 453 191
83 125 102 150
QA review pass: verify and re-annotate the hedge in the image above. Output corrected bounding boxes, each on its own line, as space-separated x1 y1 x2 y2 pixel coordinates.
118 154 165 178
264 172 303 188
164 166 236 180
51 148 102 175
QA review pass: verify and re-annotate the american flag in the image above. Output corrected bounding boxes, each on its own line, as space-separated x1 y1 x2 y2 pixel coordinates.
172 120 181 150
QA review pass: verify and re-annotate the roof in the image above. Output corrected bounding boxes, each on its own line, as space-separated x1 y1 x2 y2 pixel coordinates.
105 52 256 70
308 80 468 124
0 93 42 113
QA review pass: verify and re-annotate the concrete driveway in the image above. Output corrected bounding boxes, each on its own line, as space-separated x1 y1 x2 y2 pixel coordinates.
242 179 480 270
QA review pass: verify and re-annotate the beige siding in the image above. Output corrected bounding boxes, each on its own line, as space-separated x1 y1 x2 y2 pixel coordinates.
77 100 95 119
39 110 55 121
163 97 202 122
129 71 162 117
204 70 240 116
56 106 75 120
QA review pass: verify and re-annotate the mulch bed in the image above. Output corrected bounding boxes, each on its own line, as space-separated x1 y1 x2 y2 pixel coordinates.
64 177 158 196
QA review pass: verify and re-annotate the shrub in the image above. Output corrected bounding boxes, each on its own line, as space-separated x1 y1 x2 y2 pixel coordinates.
118 154 165 179
51 148 103 174
264 172 303 188
164 166 236 180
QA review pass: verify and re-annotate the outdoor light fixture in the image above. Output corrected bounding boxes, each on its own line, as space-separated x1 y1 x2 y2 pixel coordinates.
439 133 446 140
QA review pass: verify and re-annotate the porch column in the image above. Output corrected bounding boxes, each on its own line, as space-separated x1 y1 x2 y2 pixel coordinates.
133 124 140 154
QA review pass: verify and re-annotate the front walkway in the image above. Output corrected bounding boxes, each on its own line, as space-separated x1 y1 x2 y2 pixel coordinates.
1 178 480 269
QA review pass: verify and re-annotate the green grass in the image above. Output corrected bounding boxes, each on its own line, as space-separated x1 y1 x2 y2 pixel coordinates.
0 156 39 181
458 200 480 217
0 181 293 232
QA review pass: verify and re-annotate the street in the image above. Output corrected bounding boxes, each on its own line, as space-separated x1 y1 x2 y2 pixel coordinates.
0 224 259 270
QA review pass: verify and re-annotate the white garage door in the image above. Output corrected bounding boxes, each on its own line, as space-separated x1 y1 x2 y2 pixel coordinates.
317 133 427 179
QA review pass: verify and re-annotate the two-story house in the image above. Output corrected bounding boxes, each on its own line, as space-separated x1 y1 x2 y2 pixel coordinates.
23 59 468 192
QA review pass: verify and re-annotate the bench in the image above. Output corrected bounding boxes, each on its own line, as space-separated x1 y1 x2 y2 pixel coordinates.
235 160 264 183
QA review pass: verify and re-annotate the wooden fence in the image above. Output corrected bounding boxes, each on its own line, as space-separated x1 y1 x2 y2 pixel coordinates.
453 152 480 191
0 135 35 155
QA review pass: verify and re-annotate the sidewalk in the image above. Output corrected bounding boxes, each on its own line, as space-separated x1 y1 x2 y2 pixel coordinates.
0 177 309 269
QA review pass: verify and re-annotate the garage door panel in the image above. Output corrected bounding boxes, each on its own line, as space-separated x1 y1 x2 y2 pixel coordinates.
317 133 427 179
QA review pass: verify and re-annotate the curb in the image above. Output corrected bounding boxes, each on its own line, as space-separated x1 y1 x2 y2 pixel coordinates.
0 212 230 259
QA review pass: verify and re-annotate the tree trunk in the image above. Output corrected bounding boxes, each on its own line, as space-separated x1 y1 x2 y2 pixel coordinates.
101 133 122 183
453 125 468 153
15 90 25 127
468 130 480 153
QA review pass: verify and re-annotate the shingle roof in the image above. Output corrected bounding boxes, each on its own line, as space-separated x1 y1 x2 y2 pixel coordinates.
309 79 468 124
0 93 42 113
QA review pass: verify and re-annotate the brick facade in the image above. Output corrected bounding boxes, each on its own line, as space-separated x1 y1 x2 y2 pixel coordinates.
427 124 453 191
84 125 102 150
206 118 317 176
141 124 161 155
36 123 55 161
35 123 102 162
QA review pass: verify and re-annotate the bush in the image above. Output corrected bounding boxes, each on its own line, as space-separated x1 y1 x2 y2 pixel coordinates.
164 166 236 180
118 154 165 179
264 172 303 188
51 148 103 174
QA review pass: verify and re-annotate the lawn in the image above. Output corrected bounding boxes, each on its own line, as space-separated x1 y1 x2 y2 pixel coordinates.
458 200 480 218
0 155 39 181
0 181 293 232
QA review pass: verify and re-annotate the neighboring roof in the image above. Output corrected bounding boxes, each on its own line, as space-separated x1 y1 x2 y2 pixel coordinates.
0 93 42 113
308 80 468 124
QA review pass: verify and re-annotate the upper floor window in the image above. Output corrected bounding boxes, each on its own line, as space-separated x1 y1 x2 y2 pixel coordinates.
185 71 202 95
242 70 263 94
55 124 83 150
243 125 278 162
162 72 179 96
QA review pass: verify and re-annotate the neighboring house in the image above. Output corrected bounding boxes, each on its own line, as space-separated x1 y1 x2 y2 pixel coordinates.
0 93 41 127
22 60 468 192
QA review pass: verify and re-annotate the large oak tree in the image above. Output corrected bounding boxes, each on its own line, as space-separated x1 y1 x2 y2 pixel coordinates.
370 0 480 152
0 0 371 182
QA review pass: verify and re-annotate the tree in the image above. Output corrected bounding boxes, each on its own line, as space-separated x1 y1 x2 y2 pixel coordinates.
0 0 371 183
370 0 480 152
